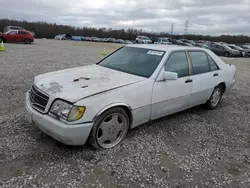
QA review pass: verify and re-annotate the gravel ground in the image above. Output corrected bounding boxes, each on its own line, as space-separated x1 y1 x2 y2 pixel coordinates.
0 39 250 188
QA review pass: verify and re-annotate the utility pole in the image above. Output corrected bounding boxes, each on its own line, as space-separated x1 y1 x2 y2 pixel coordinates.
171 23 174 36
184 20 189 35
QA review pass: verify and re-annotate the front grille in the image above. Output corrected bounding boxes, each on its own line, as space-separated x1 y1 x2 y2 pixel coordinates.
29 85 49 112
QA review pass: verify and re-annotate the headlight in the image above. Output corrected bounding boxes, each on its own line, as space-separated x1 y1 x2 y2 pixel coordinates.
68 106 85 122
50 100 85 122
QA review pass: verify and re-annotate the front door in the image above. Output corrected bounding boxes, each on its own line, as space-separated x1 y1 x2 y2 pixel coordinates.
151 51 193 119
5 30 18 42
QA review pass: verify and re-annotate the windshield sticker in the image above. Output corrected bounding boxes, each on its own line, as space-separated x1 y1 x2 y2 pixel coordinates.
147 50 164 56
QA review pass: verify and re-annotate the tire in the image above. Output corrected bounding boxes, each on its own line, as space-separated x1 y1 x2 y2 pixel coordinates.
224 52 229 57
24 38 31 44
88 107 130 150
206 85 223 110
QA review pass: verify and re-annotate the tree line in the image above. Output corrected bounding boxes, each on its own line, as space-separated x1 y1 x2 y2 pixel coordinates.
0 19 249 44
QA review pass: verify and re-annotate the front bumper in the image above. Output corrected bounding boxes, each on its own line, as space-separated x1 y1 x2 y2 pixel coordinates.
231 52 240 57
25 92 93 145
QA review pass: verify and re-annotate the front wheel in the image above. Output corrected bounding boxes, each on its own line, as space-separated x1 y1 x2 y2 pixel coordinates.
224 52 229 57
206 85 223 109
24 39 31 44
88 107 129 150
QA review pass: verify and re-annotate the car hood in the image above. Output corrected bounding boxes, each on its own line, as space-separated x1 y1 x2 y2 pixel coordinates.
34 64 146 102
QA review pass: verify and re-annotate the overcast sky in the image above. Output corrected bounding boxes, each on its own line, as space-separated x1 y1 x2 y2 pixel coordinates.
1 0 250 35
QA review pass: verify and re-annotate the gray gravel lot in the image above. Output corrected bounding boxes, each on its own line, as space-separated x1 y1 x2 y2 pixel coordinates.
0 39 250 188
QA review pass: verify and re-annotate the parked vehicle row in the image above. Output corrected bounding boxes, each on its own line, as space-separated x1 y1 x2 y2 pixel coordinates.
53 33 250 58
152 37 250 57
55 34 134 44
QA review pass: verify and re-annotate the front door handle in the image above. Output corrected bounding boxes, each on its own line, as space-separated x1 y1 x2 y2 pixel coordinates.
185 78 193 83
213 73 219 76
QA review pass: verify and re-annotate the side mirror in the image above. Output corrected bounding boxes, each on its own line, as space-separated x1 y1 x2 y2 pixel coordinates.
163 71 178 80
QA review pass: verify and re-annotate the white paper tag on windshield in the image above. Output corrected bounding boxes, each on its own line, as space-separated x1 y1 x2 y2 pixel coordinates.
147 50 164 56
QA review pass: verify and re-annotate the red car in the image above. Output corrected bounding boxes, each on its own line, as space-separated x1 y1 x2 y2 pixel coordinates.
0 30 34 44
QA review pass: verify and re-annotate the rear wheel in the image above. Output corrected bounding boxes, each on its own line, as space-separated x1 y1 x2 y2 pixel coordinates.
206 85 223 109
224 52 229 57
89 107 129 150
24 38 31 44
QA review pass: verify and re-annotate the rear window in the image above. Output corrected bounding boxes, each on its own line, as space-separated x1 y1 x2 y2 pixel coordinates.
18 31 27 35
189 51 210 74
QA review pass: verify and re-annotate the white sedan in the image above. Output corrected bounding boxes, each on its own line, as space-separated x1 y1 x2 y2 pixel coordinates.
25 44 236 149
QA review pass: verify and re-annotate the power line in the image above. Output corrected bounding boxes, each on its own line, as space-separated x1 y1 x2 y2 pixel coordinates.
171 23 174 36
184 20 189 35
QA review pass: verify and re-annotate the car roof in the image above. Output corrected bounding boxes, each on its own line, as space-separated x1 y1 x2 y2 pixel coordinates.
9 26 23 28
126 44 204 52
6 29 30 34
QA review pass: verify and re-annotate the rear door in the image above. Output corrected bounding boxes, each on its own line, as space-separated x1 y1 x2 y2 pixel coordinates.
17 31 27 42
210 44 219 55
217 45 225 56
5 30 18 42
187 51 220 107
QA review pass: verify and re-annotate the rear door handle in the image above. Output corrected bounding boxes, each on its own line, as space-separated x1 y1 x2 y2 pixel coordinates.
213 73 219 76
185 78 193 83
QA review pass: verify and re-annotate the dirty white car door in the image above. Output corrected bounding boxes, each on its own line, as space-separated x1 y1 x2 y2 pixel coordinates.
187 51 221 106
151 51 193 119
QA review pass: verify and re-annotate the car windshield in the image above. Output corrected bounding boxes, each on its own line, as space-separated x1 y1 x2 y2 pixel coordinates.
202 44 209 48
223 45 232 50
232 46 243 50
240 45 249 49
98 47 165 78
188 40 196 45
142 36 150 40
176 40 183 43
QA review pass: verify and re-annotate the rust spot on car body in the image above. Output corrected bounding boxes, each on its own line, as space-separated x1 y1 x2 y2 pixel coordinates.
40 82 63 94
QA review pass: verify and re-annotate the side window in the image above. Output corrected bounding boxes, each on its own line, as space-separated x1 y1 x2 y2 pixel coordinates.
18 31 26 35
7 31 18 35
165 52 189 77
189 51 210 74
207 55 219 71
